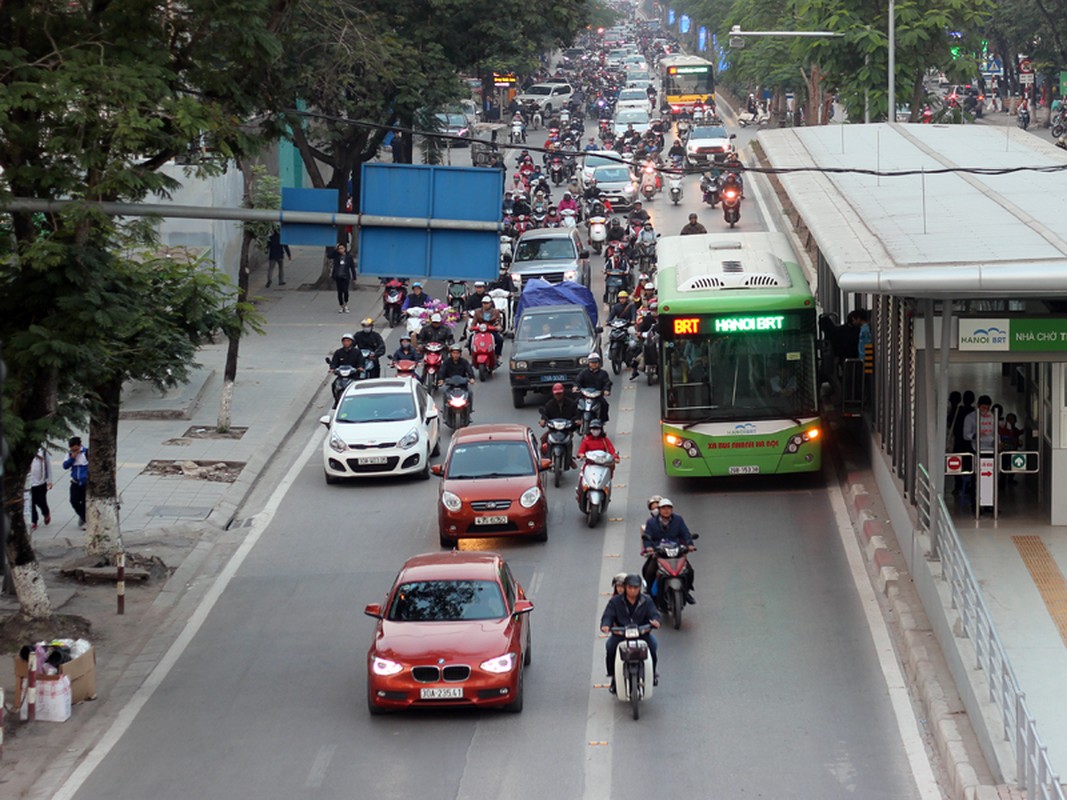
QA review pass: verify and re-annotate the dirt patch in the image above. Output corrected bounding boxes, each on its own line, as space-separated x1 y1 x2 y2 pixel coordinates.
163 426 247 446
0 613 93 657
141 459 245 482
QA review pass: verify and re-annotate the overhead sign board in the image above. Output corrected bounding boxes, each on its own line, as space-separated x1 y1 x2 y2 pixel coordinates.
958 318 1067 352
280 187 340 246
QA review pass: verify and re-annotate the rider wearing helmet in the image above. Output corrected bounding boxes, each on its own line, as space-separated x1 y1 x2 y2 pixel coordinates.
464 280 489 311
611 572 629 595
418 312 454 348
354 318 387 378
538 381 581 459
558 191 579 216
577 417 619 462
328 332 365 372
640 497 696 604
391 334 422 364
606 216 627 244
438 342 477 409
469 295 504 356
401 281 432 310
628 201 650 227
573 352 613 423
600 573 661 693
608 290 637 324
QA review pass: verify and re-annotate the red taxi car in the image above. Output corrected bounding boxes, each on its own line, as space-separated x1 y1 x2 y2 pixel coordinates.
364 551 533 714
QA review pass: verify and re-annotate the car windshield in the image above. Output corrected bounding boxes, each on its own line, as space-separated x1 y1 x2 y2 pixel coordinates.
594 166 631 183
387 580 507 621
585 153 618 169
447 441 534 478
691 126 728 140
336 392 415 423
615 110 649 124
517 311 590 340
526 86 551 96
618 89 647 103
514 237 576 261
626 71 650 82
436 113 466 127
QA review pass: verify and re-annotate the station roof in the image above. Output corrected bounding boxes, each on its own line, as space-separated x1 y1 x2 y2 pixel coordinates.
757 123 1067 298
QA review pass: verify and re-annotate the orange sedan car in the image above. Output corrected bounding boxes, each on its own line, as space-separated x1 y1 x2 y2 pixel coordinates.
432 423 550 547
364 551 534 714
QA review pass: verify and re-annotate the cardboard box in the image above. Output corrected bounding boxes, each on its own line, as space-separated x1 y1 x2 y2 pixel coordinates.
14 646 96 707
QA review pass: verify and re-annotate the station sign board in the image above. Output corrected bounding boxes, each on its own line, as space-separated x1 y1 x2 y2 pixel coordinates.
958 318 1067 352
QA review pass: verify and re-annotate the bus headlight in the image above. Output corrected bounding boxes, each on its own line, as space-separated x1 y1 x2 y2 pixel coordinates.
785 428 820 454
664 433 699 458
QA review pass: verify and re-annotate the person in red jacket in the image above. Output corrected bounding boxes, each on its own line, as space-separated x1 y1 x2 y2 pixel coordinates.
576 419 620 462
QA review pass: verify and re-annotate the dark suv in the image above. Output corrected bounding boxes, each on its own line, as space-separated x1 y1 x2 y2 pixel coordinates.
508 305 601 408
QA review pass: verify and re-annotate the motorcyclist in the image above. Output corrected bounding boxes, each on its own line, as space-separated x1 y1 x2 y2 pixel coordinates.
391 334 422 365
640 497 696 604
667 139 686 162
600 573 661 693
584 136 599 152
606 217 627 245
722 153 744 196
465 280 489 311
636 222 657 262
418 312 454 348
628 201 650 227
353 319 386 378
574 352 613 423
538 382 581 458
401 281 432 311
544 205 562 227
329 332 365 373
558 191 580 216
638 282 657 308
512 193 532 218
608 290 637 324
438 343 476 410
577 418 620 462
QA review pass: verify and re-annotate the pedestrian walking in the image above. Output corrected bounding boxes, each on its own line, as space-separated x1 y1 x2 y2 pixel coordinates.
265 230 291 288
391 131 406 164
29 446 53 531
62 436 88 528
329 243 357 313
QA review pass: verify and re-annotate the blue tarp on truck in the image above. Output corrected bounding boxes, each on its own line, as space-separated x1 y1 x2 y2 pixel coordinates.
514 279 599 327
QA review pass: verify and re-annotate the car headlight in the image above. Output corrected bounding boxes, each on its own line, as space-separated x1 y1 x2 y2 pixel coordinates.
480 652 517 673
371 656 404 676
519 485 542 508
511 359 528 370
564 269 577 281
329 430 346 453
578 356 588 366
398 427 420 450
442 491 462 512
625 183 636 193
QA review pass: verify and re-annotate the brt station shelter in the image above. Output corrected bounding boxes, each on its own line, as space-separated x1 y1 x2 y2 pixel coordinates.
758 122 1067 528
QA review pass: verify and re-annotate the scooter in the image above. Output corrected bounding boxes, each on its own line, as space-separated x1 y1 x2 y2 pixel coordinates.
391 358 419 379
544 418 576 488
737 109 769 128
441 374 472 429
511 117 526 144
577 386 607 434
607 318 630 375
576 449 614 527
610 624 654 720
447 280 468 315
721 181 742 228
667 172 683 205
489 287 512 336
549 156 566 185
1018 106 1031 130
701 173 721 207
639 162 658 201
560 208 578 228
361 348 381 379
325 357 361 408
382 279 407 327
604 263 630 304
405 307 425 339
421 341 446 391
470 321 499 381
587 215 608 254
647 537 697 630
642 327 660 386
500 235 514 271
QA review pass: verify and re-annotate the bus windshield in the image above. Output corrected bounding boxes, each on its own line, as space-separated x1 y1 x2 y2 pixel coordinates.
663 66 714 98
661 311 817 422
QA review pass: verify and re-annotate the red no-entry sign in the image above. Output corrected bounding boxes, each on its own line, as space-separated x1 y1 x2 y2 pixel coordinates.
946 455 962 473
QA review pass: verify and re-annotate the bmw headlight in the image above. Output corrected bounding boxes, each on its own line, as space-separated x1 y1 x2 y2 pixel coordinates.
511 359 529 370
480 653 517 673
398 427 420 450
371 656 404 676
329 431 347 453
519 485 542 508
442 491 462 512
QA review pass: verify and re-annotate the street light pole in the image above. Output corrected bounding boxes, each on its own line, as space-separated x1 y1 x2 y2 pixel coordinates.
887 0 895 121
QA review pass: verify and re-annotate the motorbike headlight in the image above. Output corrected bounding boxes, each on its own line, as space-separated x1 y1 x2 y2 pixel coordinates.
511 359 528 370
328 430 347 453
371 656 404 676
442 491 463 512
397 427 419 450
519 485 542 508
480 653 517 673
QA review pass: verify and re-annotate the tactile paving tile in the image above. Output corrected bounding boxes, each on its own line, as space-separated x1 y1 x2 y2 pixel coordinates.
1013 535 1067 648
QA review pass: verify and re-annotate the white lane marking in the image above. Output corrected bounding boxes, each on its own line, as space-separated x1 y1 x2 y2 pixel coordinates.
828 482 942 800
304 744 337 789
52 426 325 800
581 390 637 800
528 567 544 597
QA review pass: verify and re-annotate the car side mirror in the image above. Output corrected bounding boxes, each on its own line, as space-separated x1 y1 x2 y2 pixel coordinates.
540 458 552 471
595 326 603 334
513 599 535 615
426 407 439 420
431 464 444 476
729 133 737 140
364 603 383 619
319 415 332 427
579 250 590 259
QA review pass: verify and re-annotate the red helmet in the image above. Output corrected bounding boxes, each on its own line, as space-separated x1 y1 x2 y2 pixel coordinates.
552 382 565 393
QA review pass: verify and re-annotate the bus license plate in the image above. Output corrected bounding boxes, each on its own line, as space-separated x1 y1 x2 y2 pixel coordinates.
358 456 389 465
540 374 568 382
475 515 508 525
729 466 760 475
420 687 463 699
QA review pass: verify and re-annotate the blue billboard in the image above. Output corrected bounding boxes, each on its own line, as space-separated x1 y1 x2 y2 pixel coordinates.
280 187 340 246
358 164 502 281
680 14 690 33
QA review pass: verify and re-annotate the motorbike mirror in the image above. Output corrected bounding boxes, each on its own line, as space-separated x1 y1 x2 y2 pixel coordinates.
431 464 444 476
692 532 700 540
324 356 331 364
513 599 535 615
364 603 383 618
540 458 553 471
579 250 590 259
595 326 603 334
729 133 737 140
319 415 332 427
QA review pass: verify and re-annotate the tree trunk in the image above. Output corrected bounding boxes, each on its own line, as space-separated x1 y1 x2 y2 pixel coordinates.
86 375 125 556
4 491 53 618
219 163 254 432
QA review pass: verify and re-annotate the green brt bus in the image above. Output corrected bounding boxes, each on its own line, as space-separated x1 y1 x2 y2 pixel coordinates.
655 232 821 477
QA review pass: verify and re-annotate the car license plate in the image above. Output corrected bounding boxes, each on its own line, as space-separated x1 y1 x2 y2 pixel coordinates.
358 456 388 465
475 515 508 525
540 374 568 382
729 466 760 475
420 687 463 700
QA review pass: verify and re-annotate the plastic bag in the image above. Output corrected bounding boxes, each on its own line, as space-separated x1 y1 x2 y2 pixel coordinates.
19 675 72 722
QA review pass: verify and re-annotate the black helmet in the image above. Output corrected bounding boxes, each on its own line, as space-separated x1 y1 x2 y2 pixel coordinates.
623 574 642 588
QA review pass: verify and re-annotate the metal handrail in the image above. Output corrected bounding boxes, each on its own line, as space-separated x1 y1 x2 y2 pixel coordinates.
916 465 1064 799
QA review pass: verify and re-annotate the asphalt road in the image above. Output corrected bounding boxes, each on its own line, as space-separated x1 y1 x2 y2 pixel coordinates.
61 127 941 800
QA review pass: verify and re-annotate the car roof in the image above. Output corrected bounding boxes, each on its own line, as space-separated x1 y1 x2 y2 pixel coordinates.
520 303 589 317
516 228 578 241
450 422 532 444
396 551 505 584
342 378 416 396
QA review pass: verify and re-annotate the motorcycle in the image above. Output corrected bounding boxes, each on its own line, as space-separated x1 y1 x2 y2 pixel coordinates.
441 374 472 429
382 278 407 327
391 358 419 379
560 208 578 228
635 236 657 276
500 234 514 271
470 321 499 381
510 117 526 144
361 348 381 379
544 418 576 488
642 327 660 386
676 118 691 144
640 162 658 201
648 538 697 630
667 172 683 205
405 307 425 339
607 318 630 375
1051 110 1067 139
610 624 654 720
604 261 631 304
325 359 361 408
576 449 615 527
587 215 608 254
721 181 742 228
701 173 721 207
421 341 446 392
1018 106 1031 131
549 156 566 185
577 386 607 434
446 280 468 316
737 109 769 128
488 287 512 336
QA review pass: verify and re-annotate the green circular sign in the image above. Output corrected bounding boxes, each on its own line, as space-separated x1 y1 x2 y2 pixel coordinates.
1012 454 1026 469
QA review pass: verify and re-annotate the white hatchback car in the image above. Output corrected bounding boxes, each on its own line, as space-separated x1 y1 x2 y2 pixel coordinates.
320 378 440 483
